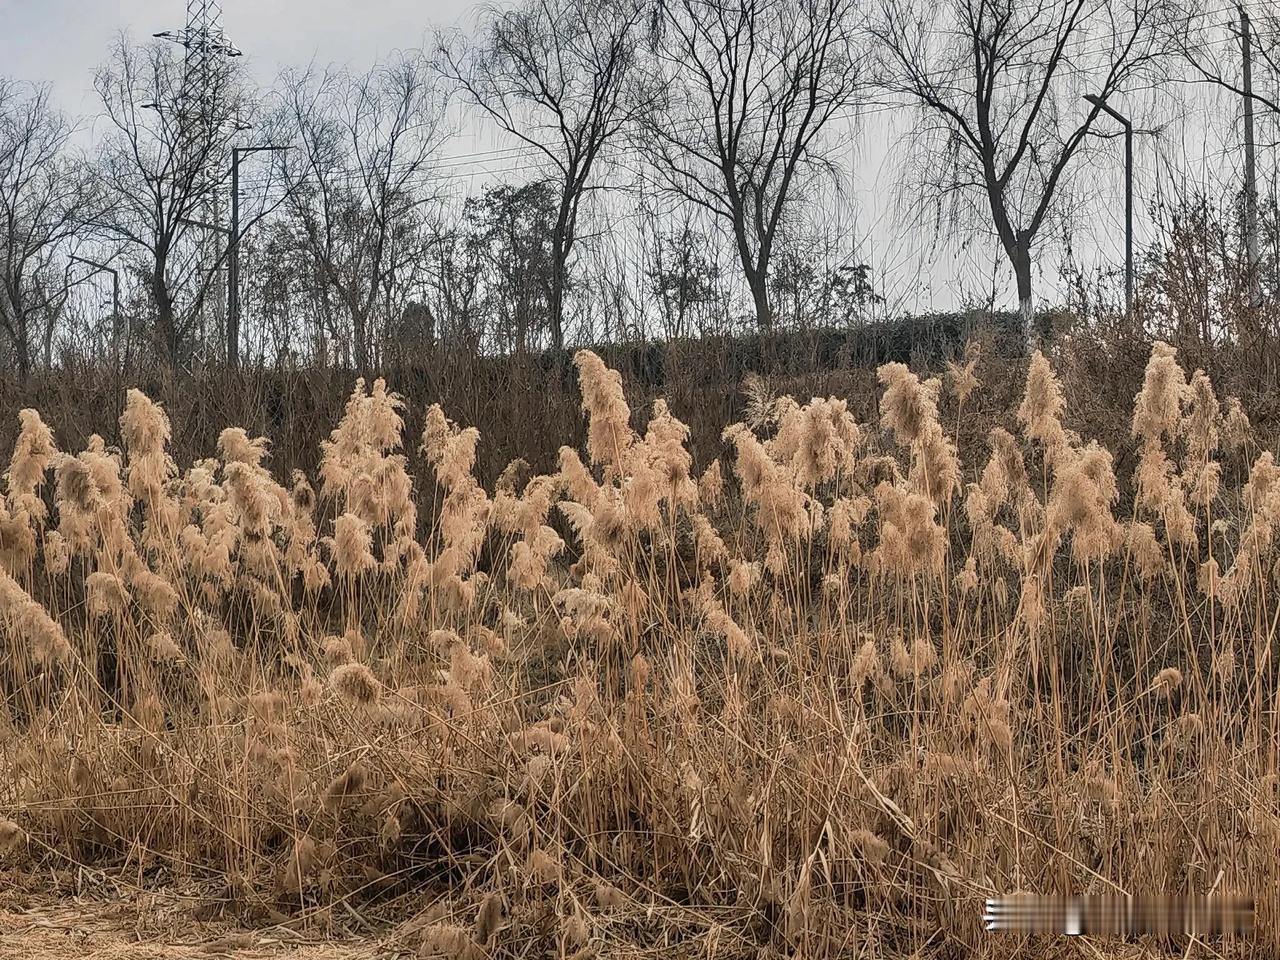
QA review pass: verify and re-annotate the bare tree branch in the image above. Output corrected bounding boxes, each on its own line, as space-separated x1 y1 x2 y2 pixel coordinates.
873 0 1164 337
638 0 867 331
439 0 646 351
273 53 449 371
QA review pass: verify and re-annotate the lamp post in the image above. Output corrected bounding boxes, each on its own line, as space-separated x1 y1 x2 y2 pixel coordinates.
1083 94 1134 315
229 145 289 369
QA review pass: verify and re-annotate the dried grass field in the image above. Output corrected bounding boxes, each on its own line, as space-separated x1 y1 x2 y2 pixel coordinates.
0 342 1276 958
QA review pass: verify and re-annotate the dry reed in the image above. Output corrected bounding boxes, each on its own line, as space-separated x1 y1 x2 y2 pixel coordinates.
0 343 1274 958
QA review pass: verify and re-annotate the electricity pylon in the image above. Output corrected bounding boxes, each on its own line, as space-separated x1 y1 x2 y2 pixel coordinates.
154 1 243 364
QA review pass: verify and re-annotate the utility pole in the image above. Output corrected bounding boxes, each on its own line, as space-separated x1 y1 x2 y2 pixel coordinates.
228 145 289 369
1085 94 1134 315
176 217 231 319
68 256 120 326
178 216 231 238
68 255 122 368
1241 4 1261 309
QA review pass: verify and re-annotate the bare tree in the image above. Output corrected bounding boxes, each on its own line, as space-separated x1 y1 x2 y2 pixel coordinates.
92 34 249 371
874 0 1165 337
274 54 447 372
237 217 317 365
1163 2 1279 115
1160 3 1279 340
422 223 485 357
440 0 645 352
0 80 98 381
639 0 866 332
462 181 558 355
639 199 728 339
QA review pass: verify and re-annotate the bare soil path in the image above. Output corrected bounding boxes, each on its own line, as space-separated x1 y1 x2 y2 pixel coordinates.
0 894 391 959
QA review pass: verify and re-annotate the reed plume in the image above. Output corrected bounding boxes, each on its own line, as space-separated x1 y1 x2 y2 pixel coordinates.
0 351 1274 958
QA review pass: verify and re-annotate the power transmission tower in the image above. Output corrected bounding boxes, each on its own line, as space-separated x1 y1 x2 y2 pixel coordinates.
155 0 242 364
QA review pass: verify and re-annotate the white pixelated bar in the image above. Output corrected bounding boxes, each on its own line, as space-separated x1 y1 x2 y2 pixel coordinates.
983 895 1254 937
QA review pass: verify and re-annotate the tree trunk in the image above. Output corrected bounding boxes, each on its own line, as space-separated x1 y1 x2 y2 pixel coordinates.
548 274 565 353
1011 241 1035 343
15 314 31 384
352 307 370 373
151 267 179 372
0 284 31 383
549 216 568 353
42 311 55 370
749 271 774 332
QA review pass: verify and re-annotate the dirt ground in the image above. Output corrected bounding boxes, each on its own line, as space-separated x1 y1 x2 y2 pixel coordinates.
0 903 392 959
0 885 1251 959
0 901 1231 960
0 882 402 960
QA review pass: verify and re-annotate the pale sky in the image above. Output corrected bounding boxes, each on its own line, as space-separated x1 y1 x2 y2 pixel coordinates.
0 0 481 114
0 0 1262 318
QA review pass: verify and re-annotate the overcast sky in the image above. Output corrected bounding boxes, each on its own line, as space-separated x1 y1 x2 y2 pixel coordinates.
0 0 480 114
0 0 1258 317
0 0 933 307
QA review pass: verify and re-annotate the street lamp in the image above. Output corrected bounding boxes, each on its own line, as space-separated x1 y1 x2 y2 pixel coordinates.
228 145 290 369
1084 94 1134 315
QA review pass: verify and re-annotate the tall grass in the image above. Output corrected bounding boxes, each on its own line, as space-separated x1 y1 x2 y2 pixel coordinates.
0 342 1275 957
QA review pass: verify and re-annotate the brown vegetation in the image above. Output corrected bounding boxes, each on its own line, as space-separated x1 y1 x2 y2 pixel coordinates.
0 341 1276 957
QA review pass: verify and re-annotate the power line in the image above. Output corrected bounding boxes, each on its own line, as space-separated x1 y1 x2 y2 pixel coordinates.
233 16 1272 194
222 0 1280 196
160 2 1280 321
233 68 1189 196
